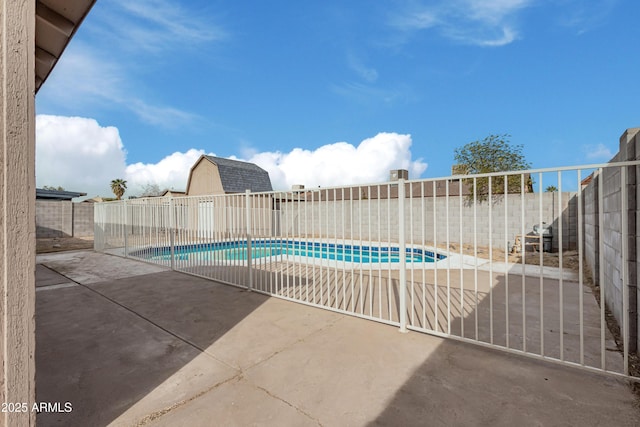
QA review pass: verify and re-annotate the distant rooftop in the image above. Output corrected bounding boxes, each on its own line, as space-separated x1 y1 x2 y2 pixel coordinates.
161 189 186 197
36 188 87 201
204 155 273 193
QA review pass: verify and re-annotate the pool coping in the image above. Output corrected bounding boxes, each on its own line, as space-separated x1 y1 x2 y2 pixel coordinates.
123 238 480 271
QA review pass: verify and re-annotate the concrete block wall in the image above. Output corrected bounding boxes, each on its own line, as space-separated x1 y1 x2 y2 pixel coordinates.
601 160 624 329
278 192 578 252
36 200 73 237
36 200 94 238
583 176 599 281
72 203 95 237
582 127 640 352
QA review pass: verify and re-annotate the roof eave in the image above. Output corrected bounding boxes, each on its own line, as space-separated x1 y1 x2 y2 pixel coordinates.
35 0 98 93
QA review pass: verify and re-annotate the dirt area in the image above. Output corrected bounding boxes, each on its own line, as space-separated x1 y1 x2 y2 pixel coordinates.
36 236 94 253
435 242 582 273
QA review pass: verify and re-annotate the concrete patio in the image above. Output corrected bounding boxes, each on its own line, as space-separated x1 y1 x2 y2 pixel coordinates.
36 250 640 426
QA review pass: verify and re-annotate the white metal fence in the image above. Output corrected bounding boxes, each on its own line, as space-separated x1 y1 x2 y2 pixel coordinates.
94 162 640 379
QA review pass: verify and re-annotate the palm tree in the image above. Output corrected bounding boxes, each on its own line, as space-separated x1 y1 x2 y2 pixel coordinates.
110 179 127 200
545 185 558 192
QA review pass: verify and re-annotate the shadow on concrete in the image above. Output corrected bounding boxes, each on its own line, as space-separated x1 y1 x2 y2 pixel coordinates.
36 262 271 426
36 250 639 426
370 266 636 426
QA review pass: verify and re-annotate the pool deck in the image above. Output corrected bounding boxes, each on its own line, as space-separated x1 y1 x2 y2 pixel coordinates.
36 250 640 426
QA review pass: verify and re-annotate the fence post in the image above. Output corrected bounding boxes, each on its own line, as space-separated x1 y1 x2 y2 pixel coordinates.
123 199 128 257
398 179 408 333
169 197 175 270
246 189 253 291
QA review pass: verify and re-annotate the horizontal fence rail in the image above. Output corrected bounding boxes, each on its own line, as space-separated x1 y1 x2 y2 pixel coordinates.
94 161 640 379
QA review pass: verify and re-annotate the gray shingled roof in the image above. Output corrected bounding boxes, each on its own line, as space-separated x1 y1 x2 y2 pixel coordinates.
205 156 273 193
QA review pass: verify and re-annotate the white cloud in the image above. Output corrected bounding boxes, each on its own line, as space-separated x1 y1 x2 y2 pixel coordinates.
37 116 427 197
36 115 127 197
347 54 379 83
331 82 411 105
464 0 531 24
584 143 614 161
245 133 428 190
109 0 227 52
39 46 198 128
127 99 198 127
38 0 225 127
40 45 123 103
36 115 209 197
125 149 206 195
391 0 532 47
556 0 618 34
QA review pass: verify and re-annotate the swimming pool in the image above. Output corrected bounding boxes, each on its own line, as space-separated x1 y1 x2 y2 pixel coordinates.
141 239 446 264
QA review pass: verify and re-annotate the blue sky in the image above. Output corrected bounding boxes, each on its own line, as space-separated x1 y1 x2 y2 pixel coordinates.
36 0 640 197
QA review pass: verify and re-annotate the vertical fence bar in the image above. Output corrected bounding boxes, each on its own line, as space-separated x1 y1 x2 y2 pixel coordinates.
296 191 302 299
621 166 629 375
539 173 544 356
321 191 326 303
433 180 439 333
577 169 584 365
459 179 464 337
246 190 253 291
123 199 128 257
421 182 426 329
521 173 526 352
310 190 315 304
409 182 415 326
261 195 265 289
175 199 180 271
378 185 382 319
368 185 373 317
598 169 606 370
387 183 392 322
488 177 493 344
357 186 363 315
341 188 346 311
318 190 322 305
306 189 311 304
558 171 564 360
398 179 407 332
271 194 277 294
446 179 451 335
142 202 146 254
349 187 354 312
285 192 291 298
504 175 509 348
169 197 175 270
333 188 340 308
473 177 478 340
93 204 100 251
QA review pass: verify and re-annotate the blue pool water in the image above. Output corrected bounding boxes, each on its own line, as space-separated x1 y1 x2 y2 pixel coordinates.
143 240 445 264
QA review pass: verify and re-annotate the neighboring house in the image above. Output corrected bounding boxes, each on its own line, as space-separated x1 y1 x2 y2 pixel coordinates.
36 188 86 201
161 189 186 197
186 155 273 196
581 173 594 189
84 196 107 203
